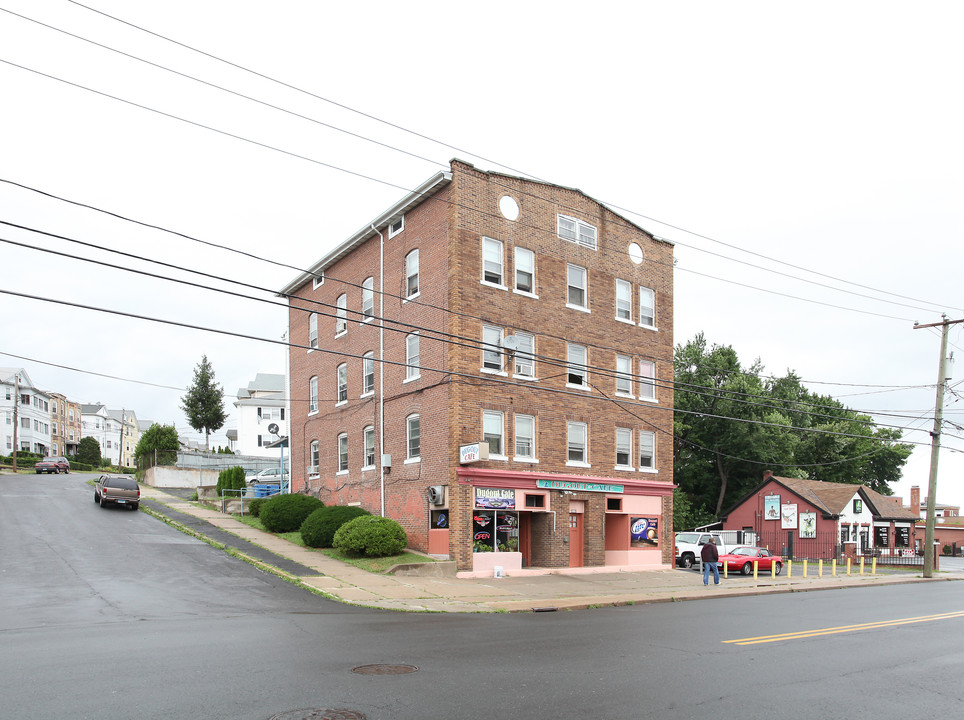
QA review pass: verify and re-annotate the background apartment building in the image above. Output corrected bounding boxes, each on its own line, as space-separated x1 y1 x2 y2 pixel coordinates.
283 161 675 572
49 392 82 458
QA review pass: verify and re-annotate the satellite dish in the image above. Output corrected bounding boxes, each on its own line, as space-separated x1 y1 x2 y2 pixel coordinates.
501 335 520 351
267 423 280 435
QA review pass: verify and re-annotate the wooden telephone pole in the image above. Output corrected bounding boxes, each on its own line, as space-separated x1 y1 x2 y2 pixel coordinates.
914 316 962 578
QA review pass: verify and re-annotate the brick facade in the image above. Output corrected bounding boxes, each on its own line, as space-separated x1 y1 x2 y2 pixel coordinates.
284 161 676 571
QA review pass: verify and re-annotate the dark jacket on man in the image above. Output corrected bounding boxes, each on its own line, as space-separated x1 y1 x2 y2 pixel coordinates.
701 540 719 564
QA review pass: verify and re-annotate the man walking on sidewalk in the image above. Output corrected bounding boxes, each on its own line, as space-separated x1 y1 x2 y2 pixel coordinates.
702 537 720 586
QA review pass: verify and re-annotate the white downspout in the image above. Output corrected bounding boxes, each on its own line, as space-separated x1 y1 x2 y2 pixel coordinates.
372 224 386 517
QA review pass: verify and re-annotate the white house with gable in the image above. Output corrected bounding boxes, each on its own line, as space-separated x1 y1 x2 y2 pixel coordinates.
1 368 52 456
233 373 287 458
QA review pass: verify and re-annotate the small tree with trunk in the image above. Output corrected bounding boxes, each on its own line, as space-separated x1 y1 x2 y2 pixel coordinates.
180 355 227 452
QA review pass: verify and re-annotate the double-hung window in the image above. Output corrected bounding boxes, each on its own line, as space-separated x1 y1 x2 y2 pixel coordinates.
363 426 375 468
309 377 318 414
616 355 633 396
558 214 597 249
405 250 419 298
482 325 504 372
639 430 655 470
483 410 504 457
639 287 655 328
567 264 588 310
308 312 318 349
615 279 632 322
336 364 348 404
616 427 633 468
515 247 535 294
515 414 535 461
362 352 375 395
309 440 319 476
639 360 655 400
567 343 588 388
514 332 535 378
482 237 504 286
407 414 420 460
337 433 348 472
361 277 374 320
568 421 588 464
336 294 347 335
405 334 420 380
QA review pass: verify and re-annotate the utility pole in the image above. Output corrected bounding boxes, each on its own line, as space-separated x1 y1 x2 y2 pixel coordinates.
12 374 20 473
914 316 962 578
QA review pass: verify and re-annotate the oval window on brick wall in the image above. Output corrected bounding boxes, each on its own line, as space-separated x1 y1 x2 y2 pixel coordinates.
499 195 520 221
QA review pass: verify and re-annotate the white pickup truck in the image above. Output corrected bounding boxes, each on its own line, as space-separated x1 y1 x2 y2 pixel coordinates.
674 531 728 569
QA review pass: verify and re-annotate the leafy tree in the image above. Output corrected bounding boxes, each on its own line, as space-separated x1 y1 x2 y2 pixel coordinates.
674 333 913 520
76 436 101 466
180 355 227 452
134 423 180 466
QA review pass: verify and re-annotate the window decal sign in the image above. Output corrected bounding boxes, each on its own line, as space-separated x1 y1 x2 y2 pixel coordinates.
764 494 780 520
475 487 515 509
630 517 659 547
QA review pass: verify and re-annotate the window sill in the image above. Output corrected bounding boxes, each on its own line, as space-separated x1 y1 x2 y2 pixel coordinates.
308 410 319 417
566 303 591 314
638 395 657 403
361 465 376 472
488 454 508 462
614 465 636 473
638 466 658 474
513 457 539 464
360 317 374 324
566 461 591 469
638 323 658 331
615 391 635 400
335 400 347 408
481 368 508 376
566 383 591 392
615 316 634 326
335 330 347 339
481 280 508 291
308 473 320 479
402 292 420 304
403 374 421 384
513 374 538 382
513 289 539 299
404 457 421 465
335 470 349 476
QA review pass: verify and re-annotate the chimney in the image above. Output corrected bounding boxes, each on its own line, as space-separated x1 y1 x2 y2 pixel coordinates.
910 486 921 517
763 470 773 481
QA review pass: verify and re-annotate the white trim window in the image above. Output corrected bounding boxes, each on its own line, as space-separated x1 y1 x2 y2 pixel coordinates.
639 430 656 470
483 410 505 458
405 249 419 299
616 354 634 397
308 313 318 349
309 440 319 477
514 247 535 295
405 333 420 381
407 414 420 460
514 332 535 379
309 376 319 414
337 433 349 472
567 343 588 388
363 426 376 469
312 271 325 289
482 325 504 372
639 360 656 400
558 214 597 250
567 263 588 310
362 352 375 395
389 215 404 238
482 237 504 287
336 363 348 405
616 427 633 469
515 413 536 461
336 293 347 335
639 287 656 328
361 277 374 320
567 421 588 465
615 279 632 322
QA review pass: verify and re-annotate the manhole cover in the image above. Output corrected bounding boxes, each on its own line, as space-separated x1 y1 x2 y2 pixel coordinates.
351 664 419 675
268 710 365 720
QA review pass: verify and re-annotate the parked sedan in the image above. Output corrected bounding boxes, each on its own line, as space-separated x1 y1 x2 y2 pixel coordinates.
718 546 783 575
35 456 70 474
94 474 141 510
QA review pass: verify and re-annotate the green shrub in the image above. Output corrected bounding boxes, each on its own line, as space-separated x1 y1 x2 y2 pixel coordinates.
259 493 324 533
215 466 246 497
248 497 266 517
300 505 371 548
333 515 407 557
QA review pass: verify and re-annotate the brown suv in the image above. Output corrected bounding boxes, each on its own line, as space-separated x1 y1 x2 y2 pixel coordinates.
36 456 71 474
95 474 140 510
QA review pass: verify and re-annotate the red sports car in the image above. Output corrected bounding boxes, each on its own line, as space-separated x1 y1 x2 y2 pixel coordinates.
718 546 783 576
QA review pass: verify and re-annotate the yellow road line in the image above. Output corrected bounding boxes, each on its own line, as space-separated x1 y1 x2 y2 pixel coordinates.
724 611 964 645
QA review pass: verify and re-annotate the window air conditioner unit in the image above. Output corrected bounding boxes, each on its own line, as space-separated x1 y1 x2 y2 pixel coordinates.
428 485 445 506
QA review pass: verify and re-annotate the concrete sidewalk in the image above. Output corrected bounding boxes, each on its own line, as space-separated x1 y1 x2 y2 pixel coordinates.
140 486 955 613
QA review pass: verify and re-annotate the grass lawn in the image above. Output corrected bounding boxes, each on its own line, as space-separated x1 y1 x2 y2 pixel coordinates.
234 513 437 573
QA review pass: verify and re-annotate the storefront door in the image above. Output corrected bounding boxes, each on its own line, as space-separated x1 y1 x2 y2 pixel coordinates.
569 513 583 567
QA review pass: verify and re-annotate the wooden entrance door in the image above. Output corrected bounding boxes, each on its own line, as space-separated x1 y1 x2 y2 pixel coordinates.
569 513 583 567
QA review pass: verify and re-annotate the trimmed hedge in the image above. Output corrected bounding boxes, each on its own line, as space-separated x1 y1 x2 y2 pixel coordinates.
300 505 371 548
259 493 324 533
215 466 246 497
248 498 266 518
333 515 407 557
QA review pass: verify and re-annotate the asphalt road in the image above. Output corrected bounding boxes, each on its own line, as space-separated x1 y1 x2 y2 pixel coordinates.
3 472 963 720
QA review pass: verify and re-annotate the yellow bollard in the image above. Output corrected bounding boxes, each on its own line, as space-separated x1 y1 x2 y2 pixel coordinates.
872 557 877 575
818 559 824 577
787 560 792 578
846 558 852 575
859 557 865 575
832 558 837 577
753 560 758 579
723 562 728 579
803 559 808 578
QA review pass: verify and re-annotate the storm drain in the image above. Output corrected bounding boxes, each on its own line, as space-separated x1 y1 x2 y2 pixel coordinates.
268 710 365 720
351 663 419 675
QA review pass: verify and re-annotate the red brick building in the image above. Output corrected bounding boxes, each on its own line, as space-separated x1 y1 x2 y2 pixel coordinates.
282 161 675 573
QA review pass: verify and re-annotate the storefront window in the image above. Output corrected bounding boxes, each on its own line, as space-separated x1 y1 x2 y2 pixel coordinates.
874 526 888 547
472 510 519 553
895 526 910 547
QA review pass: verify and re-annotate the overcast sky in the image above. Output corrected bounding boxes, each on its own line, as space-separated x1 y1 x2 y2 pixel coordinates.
2 1 962 508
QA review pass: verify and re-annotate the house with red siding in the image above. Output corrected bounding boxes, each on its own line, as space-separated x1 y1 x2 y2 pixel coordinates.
720 471 920 560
